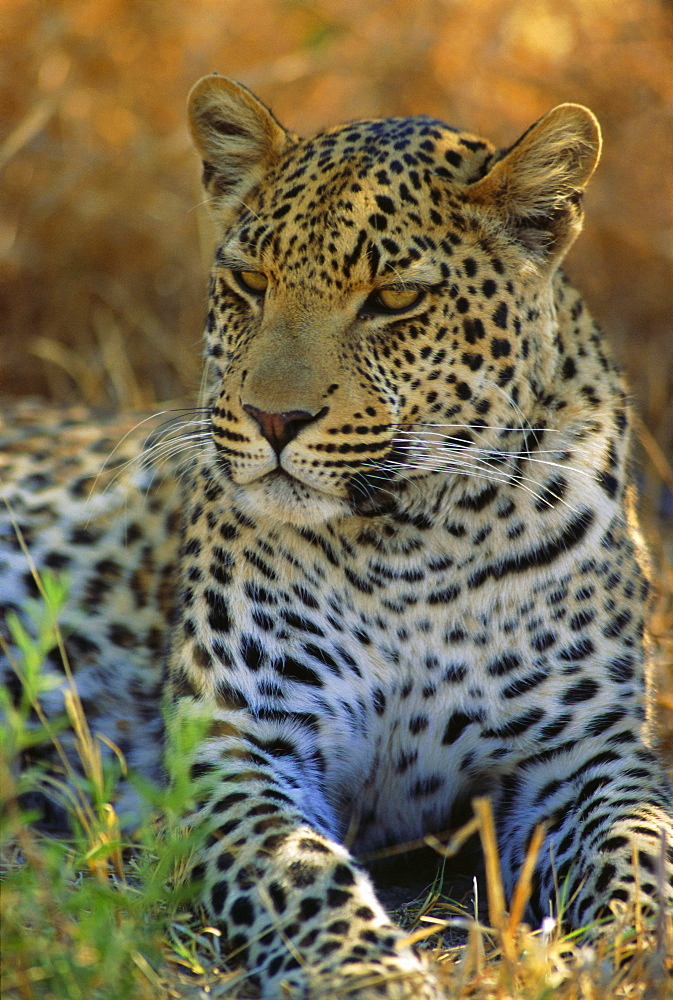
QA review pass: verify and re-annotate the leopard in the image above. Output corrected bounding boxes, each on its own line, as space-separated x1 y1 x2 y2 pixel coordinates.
2 74 672 1000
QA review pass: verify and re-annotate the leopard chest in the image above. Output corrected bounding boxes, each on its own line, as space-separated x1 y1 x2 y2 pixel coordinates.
172 503 612 842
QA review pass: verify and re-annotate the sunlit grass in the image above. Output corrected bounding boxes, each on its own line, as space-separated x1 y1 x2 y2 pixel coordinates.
0 570 222 1000
2 574 670 999
1 541 668 1000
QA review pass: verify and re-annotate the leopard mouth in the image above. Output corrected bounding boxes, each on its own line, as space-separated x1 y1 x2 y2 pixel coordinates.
232 466 352 525
272 445 408 517
215 447 407 522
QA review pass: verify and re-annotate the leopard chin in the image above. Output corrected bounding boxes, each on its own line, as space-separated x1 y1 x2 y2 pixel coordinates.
232 471 351 526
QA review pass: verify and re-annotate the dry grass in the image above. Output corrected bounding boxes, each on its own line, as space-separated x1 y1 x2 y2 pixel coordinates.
1 1 672 996
1 1 672 421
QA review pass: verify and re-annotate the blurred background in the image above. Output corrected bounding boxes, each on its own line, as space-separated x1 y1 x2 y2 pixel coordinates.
1 0 671 738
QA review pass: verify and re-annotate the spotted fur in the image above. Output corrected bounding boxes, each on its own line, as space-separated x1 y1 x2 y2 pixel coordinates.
1 77 672 999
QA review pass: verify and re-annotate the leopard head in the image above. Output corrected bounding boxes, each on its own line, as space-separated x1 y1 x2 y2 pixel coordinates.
188 75 600 526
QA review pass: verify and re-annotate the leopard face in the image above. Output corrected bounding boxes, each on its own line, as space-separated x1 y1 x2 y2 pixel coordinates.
191 79 599 528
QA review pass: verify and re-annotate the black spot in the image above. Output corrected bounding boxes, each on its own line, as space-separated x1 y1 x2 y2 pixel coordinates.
293 586 320 609
490 337 510 358
558 638 594 662
230 895 255 926
184 538 201 557
562 356 576 380
375 194 395 214
607 656 635 682
193 644 212 669
210 880 228 913
539 715 572 740
427 585 460 605
268 882 287 913
191 862 206 884
65 632 101 663
299 838 330 854
442 661 467 683
463 317 486 343
561 678 600 704
206 589 231 632
288 860 319 887
442 711 476 744
326 919 349 935
317 940 341 958
43 550 72 570
282 610 324 636
532 631 556 653
600 835 628 852
239 635 266 670
461 351 483 371
274 655 324 687
534 475 568 511
487 653 521 676
209 817 240 840
501 670 548 699
569 609 595 631
409 714 429 734
373 688 386 715
468 510 594 588
68 475 94 498
482 707 544 738
326 888 352 908
492 302 508 329
252 609 275 631
344 229 367 275
596 471 619 499
244 549 277 581
300 897 321 920
456 483 498 512
255 737 296 759
584 708 626 737
108 623 137 648
299 646 338 676
368 213 388 231
332 864 356 886
214 791 247 811
214 680 249 708
267 956 283 977
578 775 611 801
603 611 633 639
411 775 444 797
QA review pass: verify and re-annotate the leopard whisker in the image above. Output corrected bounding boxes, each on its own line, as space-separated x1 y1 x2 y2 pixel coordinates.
393 435 598 485
395 422 562 434
380 457 580 513
86 409 190 501
494 383 538 462
93 425 211 504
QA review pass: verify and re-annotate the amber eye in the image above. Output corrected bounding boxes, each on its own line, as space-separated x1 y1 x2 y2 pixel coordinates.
370 286 423 313
235 270 268 294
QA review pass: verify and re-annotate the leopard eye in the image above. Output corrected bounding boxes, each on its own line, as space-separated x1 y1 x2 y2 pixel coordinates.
373 286 423 313
235 270 268 294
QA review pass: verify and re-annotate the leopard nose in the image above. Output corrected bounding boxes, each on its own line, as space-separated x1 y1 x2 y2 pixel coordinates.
243 404 328 456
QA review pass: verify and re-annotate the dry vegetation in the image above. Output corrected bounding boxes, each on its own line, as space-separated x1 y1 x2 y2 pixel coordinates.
1 1 672 997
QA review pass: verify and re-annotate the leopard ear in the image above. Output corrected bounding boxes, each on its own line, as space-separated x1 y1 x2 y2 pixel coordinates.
188 75 295 214
467 104 601 266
